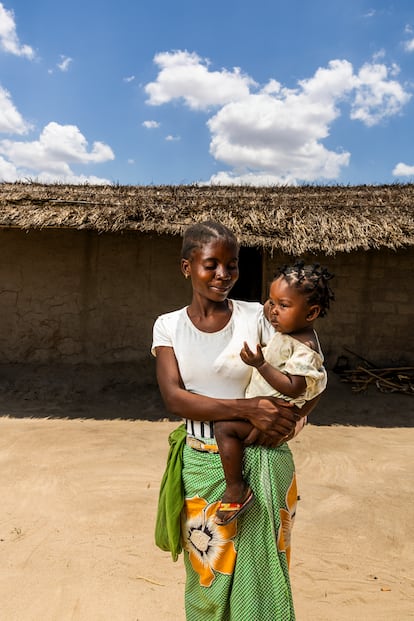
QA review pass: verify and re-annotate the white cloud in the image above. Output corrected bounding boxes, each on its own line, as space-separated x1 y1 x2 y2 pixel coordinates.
403 38 414 52
392 162 414 176
33 171 112 184
0 154 18 181
208 171 299 186
0 85 30 134
389 62 401 78
372 49 386 61
123 75 135 83
207 59 354 184
145 50 412 185
165 134 180 141
0 121 114 183
350 61 411 126
0 3 34 58
145 50 255 110
57 55 73 72
142 120 160 129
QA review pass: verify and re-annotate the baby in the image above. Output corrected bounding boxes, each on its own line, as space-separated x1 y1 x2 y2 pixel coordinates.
214 261 334 525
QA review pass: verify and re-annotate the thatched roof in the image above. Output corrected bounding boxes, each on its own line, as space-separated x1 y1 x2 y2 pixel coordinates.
0 182 413 255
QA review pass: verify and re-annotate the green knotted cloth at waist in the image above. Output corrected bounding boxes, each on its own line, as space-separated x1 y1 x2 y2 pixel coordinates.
154 423 187 561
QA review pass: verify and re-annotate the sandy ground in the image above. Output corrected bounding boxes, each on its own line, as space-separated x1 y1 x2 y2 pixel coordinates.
0 379 413 621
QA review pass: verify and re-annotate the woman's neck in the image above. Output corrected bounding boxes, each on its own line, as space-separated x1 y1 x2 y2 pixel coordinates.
187 297 232 332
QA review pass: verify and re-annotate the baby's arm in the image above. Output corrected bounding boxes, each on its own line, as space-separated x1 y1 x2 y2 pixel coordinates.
240 341 306 399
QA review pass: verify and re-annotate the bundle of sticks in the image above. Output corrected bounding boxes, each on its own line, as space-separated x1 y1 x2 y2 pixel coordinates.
335 349 414 395
339 365 414 394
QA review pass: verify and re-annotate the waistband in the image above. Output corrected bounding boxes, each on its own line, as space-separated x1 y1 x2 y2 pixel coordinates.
185 419 215 439
186 436 219 454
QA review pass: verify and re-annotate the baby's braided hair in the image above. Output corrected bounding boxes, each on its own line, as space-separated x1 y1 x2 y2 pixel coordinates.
275 261 335 318
181 220 239 259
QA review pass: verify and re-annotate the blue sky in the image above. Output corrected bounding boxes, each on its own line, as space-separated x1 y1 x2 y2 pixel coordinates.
1 0 414 186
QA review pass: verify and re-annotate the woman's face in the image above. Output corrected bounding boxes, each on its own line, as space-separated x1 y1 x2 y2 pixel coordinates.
182 238 239 302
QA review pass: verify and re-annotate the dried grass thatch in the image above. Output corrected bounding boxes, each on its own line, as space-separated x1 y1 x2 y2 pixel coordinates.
1 182 413 255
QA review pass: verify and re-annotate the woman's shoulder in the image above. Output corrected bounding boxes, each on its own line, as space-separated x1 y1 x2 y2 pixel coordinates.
154 306 187 323
231 299 273 343
152 307 188 353
231 299 263 315
153 307 188 333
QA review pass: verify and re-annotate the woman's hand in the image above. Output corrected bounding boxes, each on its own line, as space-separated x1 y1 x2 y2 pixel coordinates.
243 397 299 445
155 346 321 442
243 394 321 447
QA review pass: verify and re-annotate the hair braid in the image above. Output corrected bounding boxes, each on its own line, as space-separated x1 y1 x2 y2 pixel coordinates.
275 261 335 317
181 221 239 259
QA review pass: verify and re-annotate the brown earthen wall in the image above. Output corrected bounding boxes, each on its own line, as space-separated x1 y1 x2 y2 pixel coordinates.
0 229 412 388
0 229 185 382
263 247 414 368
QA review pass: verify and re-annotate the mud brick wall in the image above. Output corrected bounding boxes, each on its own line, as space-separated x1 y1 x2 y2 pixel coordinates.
0 228 412 388
263 247 414 369
0 229 186 384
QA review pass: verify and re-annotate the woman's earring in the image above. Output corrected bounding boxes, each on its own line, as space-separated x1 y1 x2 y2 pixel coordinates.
185 273 189 279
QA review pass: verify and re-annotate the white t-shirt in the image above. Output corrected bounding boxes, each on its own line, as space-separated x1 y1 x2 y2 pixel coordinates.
152 300 273 438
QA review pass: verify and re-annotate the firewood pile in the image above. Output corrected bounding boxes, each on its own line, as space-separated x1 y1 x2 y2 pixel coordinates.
334 350 414 395
338 366 414 394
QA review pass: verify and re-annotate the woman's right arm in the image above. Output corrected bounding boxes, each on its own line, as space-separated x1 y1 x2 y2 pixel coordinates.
155 346 300 442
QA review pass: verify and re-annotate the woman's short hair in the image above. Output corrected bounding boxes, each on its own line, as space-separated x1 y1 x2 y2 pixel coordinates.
181 220 239 259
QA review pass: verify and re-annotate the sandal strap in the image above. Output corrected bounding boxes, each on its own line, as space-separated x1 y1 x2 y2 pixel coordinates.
217 501 243 512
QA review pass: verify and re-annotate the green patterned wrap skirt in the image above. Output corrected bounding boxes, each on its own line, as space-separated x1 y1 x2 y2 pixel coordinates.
182 440 297 621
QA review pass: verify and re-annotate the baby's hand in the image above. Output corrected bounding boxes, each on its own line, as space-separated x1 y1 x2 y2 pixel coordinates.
240 341 265 368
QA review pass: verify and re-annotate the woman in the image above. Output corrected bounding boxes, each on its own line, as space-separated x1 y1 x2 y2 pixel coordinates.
152 221 318 620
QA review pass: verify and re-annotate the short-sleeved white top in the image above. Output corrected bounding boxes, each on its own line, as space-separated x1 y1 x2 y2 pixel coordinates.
152 300 273 438
246 331 327 407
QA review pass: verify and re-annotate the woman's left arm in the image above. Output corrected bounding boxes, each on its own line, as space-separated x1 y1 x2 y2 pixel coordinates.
244 393 321 446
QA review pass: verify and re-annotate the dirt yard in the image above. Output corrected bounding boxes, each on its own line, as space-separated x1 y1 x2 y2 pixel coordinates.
0 374 412 621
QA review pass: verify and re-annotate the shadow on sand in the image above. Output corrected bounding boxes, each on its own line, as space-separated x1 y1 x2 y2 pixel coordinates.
0 365 412 427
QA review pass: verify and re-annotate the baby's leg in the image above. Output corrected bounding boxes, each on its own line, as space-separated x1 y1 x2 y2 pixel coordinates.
214 420 254 525
215 420 253 492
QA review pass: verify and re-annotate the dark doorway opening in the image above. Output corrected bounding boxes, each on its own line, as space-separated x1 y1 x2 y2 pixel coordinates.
231 246 263 302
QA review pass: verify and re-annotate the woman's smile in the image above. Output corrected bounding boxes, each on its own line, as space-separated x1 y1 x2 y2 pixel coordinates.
210 282 233 293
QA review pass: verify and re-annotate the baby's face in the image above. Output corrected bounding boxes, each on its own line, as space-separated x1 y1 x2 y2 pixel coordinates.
266 277 312 334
